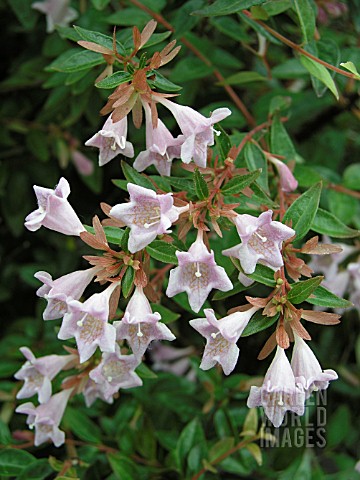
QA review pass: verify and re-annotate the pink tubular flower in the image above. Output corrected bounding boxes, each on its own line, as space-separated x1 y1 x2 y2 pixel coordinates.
82 379 114 407
155 97 231 168
71 150 94 176
85 114 134 166
247 346 305 428
166 231 233 313
58 283 119 363
268 156 298 193
110 183 184 253
24 177 85 236
222 210 295 274
89 346 142 400
35 267 98 320
15 388 72 447
133 101 183 176
291 334 338 399
189 307 259 375
32 0 77 33
114 287 175 359
15 347 76 404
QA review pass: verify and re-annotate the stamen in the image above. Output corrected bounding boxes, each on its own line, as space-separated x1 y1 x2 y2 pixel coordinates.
137 324 143 337
107 376 113 382
29 423 35 430
255 231 267 243
144 219 160 229
195 262 202 278
212 127 221 136
313 386 319 392
165 150 171 162
110 139 117 151
211 332 220 339
278 392 284 406
77 319 84 327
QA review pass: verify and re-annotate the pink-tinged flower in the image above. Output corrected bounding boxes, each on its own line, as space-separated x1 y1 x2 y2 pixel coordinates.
155 97 231 168
85 114 134 166
82 379 114 407
35 267 98 320
166 231 233 313
348 262 360 309
58 283 118 363
110 183 183 253
134 101 183 176
189 307 258 375
247 346 306 428
222 210 295 274
89 346 142 400
15 347 76 404
309 236 355 300
114 287 175 359
32 0 77 33
71 150 94 176
150 344 196 380
24 177 85 236
16 389 72 447
268 157 298 193
291 334 338 399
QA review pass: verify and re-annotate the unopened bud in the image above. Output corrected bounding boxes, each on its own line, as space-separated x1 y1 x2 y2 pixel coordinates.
276 278 284 285
276 305 283 312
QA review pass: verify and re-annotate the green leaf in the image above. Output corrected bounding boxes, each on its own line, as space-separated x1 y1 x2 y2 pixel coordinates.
16 459 54 480
112 179 129 191
193 0 268 16
107 453 139 480
209 438 235 462
343 163 360 190
146 241 179 264
91 0 111 10
85 225 124 245
244 142 268 191
121 227 131 252
74 25 125 55
215 123 232 162
63 407 102 443
175 418 206 472
282 182 322 240
249 182 279 208
122 267 135 299
47 49 105 73
242 408 258 434
222 170 261 195
247 264 276 287
305 40 340 98
340 61 360 79
287 276 323 304
150 303 180 323
270 113 296 160
306 285 352 308
170 57 213 83
96 71 132 89
300 55 339 100
26 130 50 163
311 208 360 238
293 164 323 188
168 177 196 196
218 71 266 85
193 169 209 199
8 0 37 29
148 71 182 92
136 362 158 379
0 449 35 476
121 160 156 191
242 311 279 337
292 0 316 44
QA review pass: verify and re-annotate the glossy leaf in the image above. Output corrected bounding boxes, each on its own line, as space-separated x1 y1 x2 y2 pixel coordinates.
242 311 279 337
146 241 179 264
96 71 132 89
311 208 360 238
222 169 261 195
306 285 352 308
287 276 323 304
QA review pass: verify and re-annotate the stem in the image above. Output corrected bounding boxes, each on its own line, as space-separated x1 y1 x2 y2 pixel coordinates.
243 11 358 80
191 435 259 480
128 0 257 128
327 183 360 200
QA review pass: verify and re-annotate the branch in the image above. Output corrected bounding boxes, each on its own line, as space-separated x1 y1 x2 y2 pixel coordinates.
243 10 359 80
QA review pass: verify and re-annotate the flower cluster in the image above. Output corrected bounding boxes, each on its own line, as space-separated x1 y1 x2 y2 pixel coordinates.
15 20 346 448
